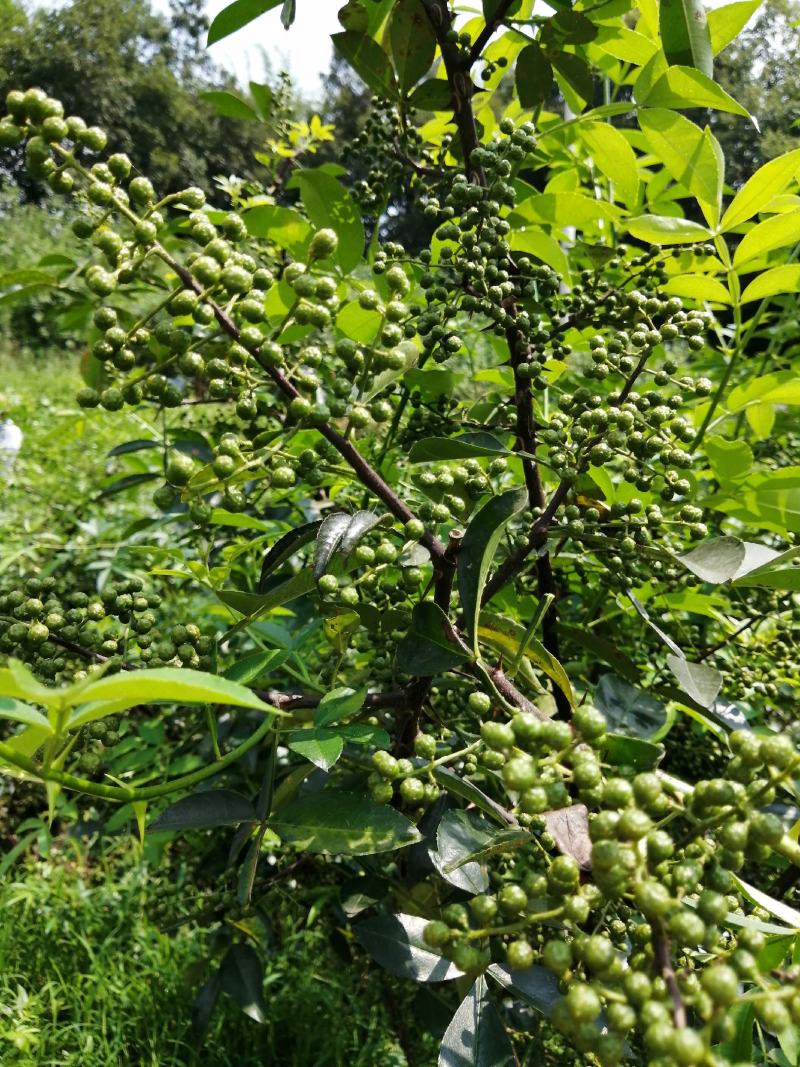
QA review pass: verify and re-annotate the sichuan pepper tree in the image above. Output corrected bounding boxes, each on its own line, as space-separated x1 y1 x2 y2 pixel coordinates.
1 0 800 1062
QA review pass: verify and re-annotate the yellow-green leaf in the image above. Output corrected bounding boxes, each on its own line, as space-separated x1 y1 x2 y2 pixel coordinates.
740 264 800 303
721 147 800 231
733 208 800 267
641 66 751 120
638 109 723 225
663 273 731 303
581 122 640 206
626 214 710 244
707 0 763 55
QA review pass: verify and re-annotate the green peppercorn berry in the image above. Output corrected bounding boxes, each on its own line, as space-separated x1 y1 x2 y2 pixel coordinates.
165 452 194 487
289 396 312 420
497 884 527 916
308 228 339 260
469 691 492 715
317 574 338 595
422 921 451 949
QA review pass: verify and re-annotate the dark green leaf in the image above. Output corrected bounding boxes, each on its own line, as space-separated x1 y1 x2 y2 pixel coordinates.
258 520 322 591
430 810 493 894
605 734 665 771
487 963 561 1015
97 472 159 498
558 625 640 683
314 686 368 727
270 791 421 854
409 433 510 463
408 79 454 111
439 976 514 1067
594 674 667 739
340 511 384 557
516 44 554 110
106 438 159 458
390 0 436 92
395 601 472 676
287 727 344 770
355 913 463 981
149 790 255 832
551 52 594 107
458 487 528 650
243 204 311 256
332 31 399 100
551 10 597 43
659 0 713 77
207 0 282 44
219 944 267 1023
666 655 723 708
218 571 317 619
714 1001 754 1063
192 971 222 1041
313 512 352 578
338 722 391 747
280 0 296 29
224 649 287 686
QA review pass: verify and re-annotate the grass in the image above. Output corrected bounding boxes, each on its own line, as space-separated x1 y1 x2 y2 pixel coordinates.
0 842 426 1066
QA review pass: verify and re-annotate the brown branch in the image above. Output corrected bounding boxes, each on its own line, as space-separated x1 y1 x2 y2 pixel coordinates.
652 926 687 1029
420 0 483 182
469 0 519 64
163 257 446 565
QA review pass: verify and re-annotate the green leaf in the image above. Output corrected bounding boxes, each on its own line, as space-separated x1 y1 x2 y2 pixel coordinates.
270 791 421 854
287 169 365 273
243 204 311 256
408 79 453 111
200 90 259 122
733 208 800 267
287 728 344 770
0 660 61 705
721 147 800 230
219 944 267 1023
396 601 472 676
332 31 399 100
69 668 278 727
389 0 436 92
676 535 747 582
594 674 667 739
740 264 800 304
666 654 723 708
705 436 754 482
734 875 800 929
708 0 763 54
458 487 529 651
487 963 561 1016
605 734 665 770
508 228 571 276
430 810 493 894
663 273 731 304
580 122 640 207
715 1001 755 1063
340 511 384 557
638 109 722 224
433 767 519 827
224 649 287 686
313 512 352 578
0 697 53 733
355 913 463 981
258 521 322 590
314 686 367 727
515 43 554 110
409 433 510 463
207 0 282 44
219 570 319 620
659 0 713 77
338 723 391 747
641 66 751 119
439 976 515 1067
551 52 594 110
149 790 255 832
626 214 710 244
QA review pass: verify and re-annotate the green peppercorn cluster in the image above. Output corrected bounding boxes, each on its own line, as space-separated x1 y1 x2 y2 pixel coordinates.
421 696 800 1064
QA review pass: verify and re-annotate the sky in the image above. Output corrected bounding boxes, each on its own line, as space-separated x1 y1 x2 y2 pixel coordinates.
161 0 342 100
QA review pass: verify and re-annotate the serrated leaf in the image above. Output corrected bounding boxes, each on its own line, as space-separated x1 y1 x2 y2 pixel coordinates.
721 147 800 230
314 686 367 727
270 791 421 854
458 487 528 652
581 121 640 206
659 0 713 76
149 790 255 832
516 43 553 110
733 208 800 267
439 976 514 1067
408 433 510 463
641 66 751 119
639 108 722 223
396 601 472 676
707 0 763 54
313 512 352 578
0 698 53 733
389 0 436 92
430 810 493 894
224 649 287 686
666 654 723 708
626 214 711 244
69 668 279 727
287 728 344 770
594 674 667 739
355 913 463 981
258 521 322 591
332 30 399 100
741 264 800 304
207 0 282 44
219 944 267 1023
